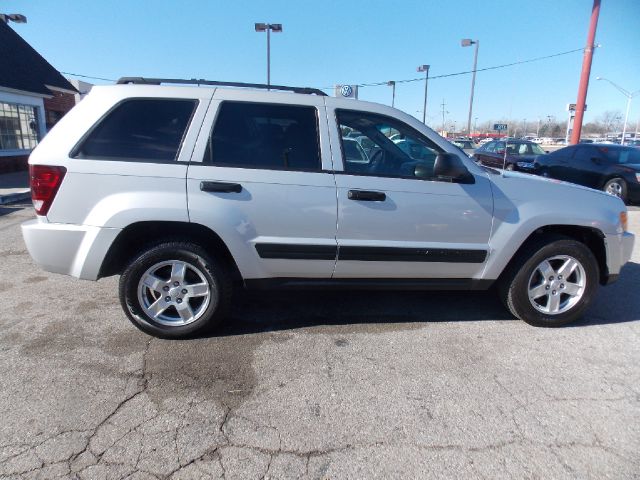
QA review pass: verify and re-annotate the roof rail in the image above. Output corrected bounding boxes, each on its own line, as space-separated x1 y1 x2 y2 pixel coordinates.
116 77 327 96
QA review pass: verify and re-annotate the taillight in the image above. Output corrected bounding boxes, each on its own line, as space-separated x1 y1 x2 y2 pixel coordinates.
30 165 66 216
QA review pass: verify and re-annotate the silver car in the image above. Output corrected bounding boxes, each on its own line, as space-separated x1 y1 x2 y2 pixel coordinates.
21 77 635 338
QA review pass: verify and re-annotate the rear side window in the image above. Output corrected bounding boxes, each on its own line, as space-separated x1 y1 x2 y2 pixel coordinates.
72 99 197 162
204 102 321 171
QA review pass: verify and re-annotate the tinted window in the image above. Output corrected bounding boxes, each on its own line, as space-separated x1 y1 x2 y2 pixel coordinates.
336 109 442 179
548 146 576 159
598 146 640 164
484 142 496 153
74 99 196 161
573 146 597 163
205 102 320 171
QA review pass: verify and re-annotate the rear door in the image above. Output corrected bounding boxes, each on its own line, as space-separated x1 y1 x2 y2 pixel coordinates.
187 91 337 281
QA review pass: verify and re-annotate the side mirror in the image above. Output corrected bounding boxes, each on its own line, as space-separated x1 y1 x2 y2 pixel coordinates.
433 153 474 184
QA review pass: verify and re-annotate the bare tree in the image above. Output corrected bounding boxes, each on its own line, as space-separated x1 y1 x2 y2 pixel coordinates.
599 110 623 134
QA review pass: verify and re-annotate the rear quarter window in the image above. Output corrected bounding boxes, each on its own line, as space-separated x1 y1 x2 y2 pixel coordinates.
71 98 197 162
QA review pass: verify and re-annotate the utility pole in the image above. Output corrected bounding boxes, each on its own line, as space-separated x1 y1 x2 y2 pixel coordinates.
417 65 430 123
570 0 601 144
387 81 396 108
440 99 447 134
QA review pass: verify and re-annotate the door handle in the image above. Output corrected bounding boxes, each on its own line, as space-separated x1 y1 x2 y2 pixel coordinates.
200 181 242 193
347 190 386 201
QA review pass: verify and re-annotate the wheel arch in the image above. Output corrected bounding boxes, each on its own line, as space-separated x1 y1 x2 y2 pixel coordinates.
99 221 242 282
498 224 609 285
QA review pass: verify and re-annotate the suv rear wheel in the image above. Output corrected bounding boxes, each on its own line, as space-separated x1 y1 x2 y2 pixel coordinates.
119 241 231 338
498 236 599 327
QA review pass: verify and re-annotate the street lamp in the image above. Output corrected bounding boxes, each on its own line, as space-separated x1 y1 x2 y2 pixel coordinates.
417 65 430 124
461 38 479 135
254 23 283 89
596 77 640 145
387 81 396 107
0 13 27 24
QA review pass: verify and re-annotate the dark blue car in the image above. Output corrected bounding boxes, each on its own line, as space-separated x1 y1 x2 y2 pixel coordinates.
534 144 640 204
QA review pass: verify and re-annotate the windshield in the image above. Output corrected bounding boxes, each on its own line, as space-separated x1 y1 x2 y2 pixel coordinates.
529 143 546 155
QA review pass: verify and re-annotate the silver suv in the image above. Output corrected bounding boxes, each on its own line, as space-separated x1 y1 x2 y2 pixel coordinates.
22 78 635 338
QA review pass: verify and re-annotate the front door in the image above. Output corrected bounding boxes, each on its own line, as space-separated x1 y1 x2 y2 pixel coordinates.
328 107 493 280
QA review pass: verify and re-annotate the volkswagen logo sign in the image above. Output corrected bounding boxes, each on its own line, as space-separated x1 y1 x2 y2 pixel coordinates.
340 85 353 97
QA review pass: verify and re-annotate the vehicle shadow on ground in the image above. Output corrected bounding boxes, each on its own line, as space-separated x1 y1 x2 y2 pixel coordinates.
0 202 29 217
204 262 640 338
574 261 640 327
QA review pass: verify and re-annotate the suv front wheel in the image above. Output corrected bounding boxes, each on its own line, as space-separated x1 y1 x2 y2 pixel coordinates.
119 241 231 338
499 236 599 327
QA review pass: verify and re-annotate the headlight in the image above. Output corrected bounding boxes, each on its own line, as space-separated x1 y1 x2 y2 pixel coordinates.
635 173 640 183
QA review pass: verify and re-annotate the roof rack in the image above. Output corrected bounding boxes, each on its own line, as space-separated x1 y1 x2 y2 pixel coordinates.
116 77 327 96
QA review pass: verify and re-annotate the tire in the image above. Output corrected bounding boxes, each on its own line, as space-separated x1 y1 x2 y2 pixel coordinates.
498 236 599 327
603 178 627 203
119 241 232 339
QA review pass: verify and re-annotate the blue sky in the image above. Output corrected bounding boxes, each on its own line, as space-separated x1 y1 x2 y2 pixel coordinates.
4 0 639 132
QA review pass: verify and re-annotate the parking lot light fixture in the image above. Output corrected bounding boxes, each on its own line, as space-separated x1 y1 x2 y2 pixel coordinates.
254 23 283 89
596 77 639 145
461 39 479 135
387 81 396 107
0 13 27 24
417 65 430 124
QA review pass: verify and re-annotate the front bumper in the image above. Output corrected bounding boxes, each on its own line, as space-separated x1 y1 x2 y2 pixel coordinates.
21 218 121 280
604 230 635 282
515 161 537 172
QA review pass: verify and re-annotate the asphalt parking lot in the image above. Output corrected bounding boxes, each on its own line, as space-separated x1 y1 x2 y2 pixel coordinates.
0 202 638 480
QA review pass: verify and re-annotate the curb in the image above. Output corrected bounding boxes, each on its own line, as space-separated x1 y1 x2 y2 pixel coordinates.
0 190 31 205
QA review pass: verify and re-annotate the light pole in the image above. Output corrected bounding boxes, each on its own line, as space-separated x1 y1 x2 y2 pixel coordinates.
596 77 640 145
254 23 283 89
474 117 478 135
387 81 396 107
0 13 27 24
417 65 430 124
461 39 479 135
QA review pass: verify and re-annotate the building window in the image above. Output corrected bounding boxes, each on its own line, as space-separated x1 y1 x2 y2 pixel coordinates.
0 102 40 151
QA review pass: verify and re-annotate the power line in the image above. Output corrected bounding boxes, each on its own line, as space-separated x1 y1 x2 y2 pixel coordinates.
60 46 585 91
61 72 116 82
321 47 584 90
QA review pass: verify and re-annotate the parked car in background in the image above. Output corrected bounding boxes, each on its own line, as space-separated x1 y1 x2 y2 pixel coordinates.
353 135 380 159
451 138 478 156
342 137 369 164
624 139 640 148
534 144 640 204
473 139 546 171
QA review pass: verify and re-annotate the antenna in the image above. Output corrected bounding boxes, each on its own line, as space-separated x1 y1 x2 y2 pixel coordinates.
501 138 509 176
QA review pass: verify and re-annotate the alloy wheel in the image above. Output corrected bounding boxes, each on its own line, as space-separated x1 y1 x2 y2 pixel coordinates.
136 260 211 326
527 255 586 315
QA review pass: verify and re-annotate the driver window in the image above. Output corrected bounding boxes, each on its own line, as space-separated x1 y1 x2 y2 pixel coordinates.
336 109 442 179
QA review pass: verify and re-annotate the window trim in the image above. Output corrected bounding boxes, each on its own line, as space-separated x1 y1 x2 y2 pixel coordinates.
202 100 324 173
334 108 456 183
69 97 199 163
